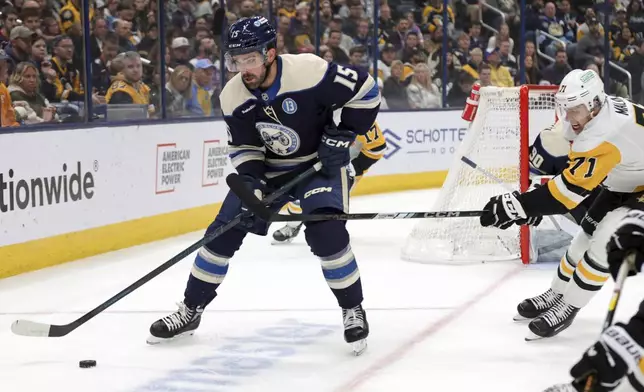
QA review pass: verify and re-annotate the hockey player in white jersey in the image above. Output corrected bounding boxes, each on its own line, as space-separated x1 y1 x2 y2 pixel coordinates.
480 69 644 340
545 197 644 392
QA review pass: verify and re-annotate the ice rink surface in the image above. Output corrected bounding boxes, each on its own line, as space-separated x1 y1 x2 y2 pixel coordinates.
3 189 644 392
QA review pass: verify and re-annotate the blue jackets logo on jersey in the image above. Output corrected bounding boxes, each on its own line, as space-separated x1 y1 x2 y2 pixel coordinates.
256 122 300 155
281 98 297 114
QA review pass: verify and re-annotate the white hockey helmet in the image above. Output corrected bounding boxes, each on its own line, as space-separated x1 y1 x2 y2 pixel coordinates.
555 69 606 120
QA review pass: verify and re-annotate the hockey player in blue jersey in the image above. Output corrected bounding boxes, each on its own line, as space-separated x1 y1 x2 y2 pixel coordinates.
147 16 380 355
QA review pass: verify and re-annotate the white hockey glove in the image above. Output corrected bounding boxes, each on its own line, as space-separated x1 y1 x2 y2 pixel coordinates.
480 191 529 230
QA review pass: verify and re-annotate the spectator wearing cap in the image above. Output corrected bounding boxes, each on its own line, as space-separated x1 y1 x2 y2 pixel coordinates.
0 50 19 127
485 47 513 87
114 19 137 53
106 51 152 112
9 62 58 124
575 17 605 69
171 37 193 68
92 33 120 96
5 26 37 76
628 0 644 37
577 8 605 42
611 6 629 41
59 0 95 36
50 35 85 102
377 43 396 80
190 58 216 116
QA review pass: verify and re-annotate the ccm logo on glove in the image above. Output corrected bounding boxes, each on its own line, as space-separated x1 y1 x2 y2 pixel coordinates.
322 135 352 148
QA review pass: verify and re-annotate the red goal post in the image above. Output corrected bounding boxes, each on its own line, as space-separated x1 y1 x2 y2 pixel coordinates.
402 84 560 265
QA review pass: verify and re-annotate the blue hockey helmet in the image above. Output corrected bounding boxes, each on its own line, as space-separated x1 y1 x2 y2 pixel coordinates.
225 16 277 72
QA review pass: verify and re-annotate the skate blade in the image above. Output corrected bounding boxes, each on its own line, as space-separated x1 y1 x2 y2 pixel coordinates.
146 330 195 345
525 331 546 342
271 237 295 245
513 313 532 322
351 339 367 356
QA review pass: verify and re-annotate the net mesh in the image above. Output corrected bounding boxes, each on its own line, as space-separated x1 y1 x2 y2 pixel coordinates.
401 86 558 264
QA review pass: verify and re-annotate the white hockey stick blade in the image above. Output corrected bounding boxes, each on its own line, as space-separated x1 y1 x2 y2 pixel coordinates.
11 319 52 337
351 339 368 356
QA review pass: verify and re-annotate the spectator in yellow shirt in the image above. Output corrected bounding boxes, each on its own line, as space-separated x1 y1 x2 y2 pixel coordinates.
484 48 514 87
0 50 19 127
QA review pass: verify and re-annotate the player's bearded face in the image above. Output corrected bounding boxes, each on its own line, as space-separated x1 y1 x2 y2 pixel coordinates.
561 104 592 134
227 52 270 89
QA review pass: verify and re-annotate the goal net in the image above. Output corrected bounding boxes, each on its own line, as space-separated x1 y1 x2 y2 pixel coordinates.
402 85 560 265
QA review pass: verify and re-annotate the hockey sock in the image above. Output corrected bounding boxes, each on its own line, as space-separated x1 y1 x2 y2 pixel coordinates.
551 231 590 294
551 252 577 294
305 217 363 309
184 227 246 308
564 253 610 308
285 201 303 228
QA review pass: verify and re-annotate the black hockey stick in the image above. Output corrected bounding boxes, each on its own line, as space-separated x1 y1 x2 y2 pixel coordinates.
227 173 484 222
10 163 322 338
542 252 636 392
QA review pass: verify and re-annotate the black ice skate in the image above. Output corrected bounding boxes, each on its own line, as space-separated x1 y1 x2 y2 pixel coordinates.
514 288 563 321
525 300 579 341
343 305 369 356
271 222 303 244
147 301 203 344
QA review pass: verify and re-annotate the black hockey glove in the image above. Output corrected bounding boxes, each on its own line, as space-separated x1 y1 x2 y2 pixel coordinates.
318 124 356 176
480 191 529 230
238 175 269 231
606 209 644 280
570 323 644 392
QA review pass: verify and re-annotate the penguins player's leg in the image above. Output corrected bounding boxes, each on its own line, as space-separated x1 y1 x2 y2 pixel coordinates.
147 190 271 344
514 230 589 322
298 167 368 355
527 189 627 340
271 200 304 244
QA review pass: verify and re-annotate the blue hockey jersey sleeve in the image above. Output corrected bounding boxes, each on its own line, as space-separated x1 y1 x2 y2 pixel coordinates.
528 120 570 176
220 75 266 178
316 63 380 135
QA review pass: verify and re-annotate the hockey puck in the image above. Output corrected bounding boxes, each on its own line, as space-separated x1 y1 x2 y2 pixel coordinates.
79 360 97 368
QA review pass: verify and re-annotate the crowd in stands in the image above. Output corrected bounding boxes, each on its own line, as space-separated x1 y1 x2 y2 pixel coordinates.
0 0 641 127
